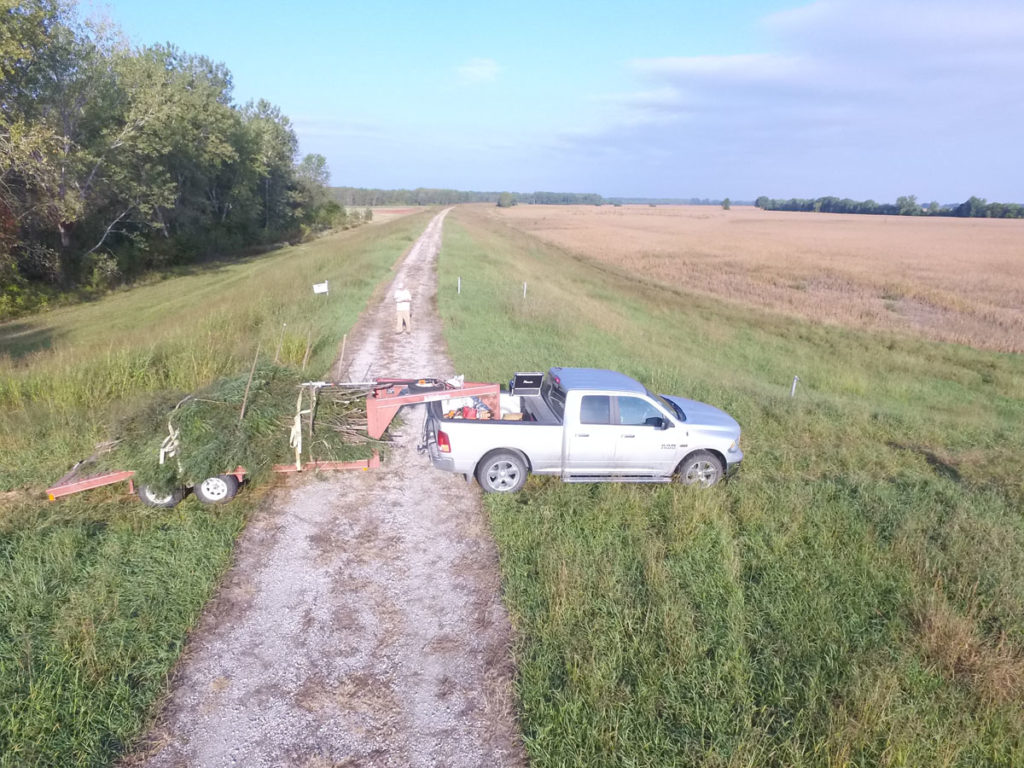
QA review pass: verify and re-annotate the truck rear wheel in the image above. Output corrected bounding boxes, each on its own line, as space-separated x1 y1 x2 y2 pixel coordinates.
476 450 528 493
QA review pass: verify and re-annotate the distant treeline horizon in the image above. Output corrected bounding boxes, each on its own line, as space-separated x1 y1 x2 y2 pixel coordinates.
333 186 1023 219
331 187 747 208
755 195 1023 219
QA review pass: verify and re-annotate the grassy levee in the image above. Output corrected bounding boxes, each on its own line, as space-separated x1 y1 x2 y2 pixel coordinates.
440 207 1024 766
0 211 433 766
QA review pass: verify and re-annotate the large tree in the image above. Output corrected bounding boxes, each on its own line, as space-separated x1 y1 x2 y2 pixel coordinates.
1 0 335 300
242 99 297 234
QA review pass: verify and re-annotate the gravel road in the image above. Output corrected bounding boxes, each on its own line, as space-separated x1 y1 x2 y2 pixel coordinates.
128 209 526 768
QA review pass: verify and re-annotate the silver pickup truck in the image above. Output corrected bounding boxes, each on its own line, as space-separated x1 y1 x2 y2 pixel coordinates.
424 367 742 493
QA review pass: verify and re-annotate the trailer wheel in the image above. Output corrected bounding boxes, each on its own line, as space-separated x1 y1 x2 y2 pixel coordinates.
194 474 240 504
676 451 724 487
476 450 528 493
137 484 185 508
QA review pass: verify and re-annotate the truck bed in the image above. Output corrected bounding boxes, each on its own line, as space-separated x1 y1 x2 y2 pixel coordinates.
434 393 562 426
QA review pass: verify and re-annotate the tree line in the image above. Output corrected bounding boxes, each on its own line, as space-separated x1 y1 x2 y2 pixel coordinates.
498 191 606 207
1 1 347 318
754 195 1024 219
332 187 607 207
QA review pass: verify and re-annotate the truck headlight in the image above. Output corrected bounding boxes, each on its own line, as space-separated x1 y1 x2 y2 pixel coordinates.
728 437 740 453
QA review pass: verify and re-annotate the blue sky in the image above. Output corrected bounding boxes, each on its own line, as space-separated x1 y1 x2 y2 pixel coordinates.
91 0 1024 202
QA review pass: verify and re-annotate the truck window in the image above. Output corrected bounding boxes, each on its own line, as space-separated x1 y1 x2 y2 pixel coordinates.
580 395 612 425
617 396 664 426
541 376 566 421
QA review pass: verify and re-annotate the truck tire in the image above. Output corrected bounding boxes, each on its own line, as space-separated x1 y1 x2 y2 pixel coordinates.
193 474 240 504
476 450 528 493
677 451 724 487
137 484 185 508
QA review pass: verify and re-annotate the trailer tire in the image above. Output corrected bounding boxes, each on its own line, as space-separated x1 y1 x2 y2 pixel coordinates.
476 450 528 494
137 484 185 508
676 450 725 487
194 474 240 504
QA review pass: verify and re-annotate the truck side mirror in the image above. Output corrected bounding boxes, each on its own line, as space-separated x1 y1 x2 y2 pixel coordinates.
645 416 670 429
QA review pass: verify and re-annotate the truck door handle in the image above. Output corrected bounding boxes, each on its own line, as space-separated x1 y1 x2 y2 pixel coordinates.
575 433 590 438
622 434 635 438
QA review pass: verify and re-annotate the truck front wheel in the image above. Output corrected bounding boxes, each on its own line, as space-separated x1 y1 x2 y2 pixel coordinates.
677 451 724 487
476 451 528 493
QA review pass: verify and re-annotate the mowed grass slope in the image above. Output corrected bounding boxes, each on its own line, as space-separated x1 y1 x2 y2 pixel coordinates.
440 207 1024 766
0 212 432 767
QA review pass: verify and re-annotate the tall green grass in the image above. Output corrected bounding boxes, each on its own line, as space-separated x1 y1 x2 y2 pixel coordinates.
0 213 431 766
440 208 1024 767
1 214 430 489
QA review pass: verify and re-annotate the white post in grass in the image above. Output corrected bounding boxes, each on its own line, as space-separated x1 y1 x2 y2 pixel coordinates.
458 276 461 295
791 375 800 397
523 281 527 299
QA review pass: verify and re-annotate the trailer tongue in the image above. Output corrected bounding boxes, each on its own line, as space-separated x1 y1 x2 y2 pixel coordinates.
365 378 499 439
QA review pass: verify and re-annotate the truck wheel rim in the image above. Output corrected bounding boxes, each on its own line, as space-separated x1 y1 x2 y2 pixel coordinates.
685 461 718 486
486 460 519 490
146 489 175 504
200 477 229 500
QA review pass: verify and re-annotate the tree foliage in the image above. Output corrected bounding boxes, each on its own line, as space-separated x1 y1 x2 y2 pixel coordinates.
0 0 342 315
755 194 1024 219
332 187 606 207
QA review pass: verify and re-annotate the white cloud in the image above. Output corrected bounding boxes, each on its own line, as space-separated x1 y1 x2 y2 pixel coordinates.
632 53 804 84
561 0 1024 199
291 117 383 140
456 58 502 85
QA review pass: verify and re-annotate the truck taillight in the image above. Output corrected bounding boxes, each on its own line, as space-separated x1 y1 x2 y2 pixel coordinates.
437 429 451 453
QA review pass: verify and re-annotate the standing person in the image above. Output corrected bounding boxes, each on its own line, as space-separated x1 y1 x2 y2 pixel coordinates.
394 284 412 333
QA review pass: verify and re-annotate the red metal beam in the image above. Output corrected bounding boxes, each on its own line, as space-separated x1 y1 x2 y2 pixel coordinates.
47 470 136 500
365 382 500 439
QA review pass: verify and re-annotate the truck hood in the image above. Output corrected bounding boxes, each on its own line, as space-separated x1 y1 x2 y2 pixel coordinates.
660 395 740 432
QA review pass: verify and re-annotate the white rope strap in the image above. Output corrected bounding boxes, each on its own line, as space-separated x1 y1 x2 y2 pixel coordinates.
159 422 180 465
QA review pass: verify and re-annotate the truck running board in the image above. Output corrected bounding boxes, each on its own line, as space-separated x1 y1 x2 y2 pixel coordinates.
562 474 670 484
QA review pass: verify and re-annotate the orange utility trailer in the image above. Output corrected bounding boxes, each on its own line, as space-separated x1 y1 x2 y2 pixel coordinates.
46 375 499 504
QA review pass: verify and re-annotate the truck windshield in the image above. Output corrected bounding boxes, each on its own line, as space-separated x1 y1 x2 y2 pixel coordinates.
541 376 566 421
652 392 686 422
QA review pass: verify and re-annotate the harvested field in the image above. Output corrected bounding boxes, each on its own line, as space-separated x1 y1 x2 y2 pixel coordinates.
369 207 424 223
478 204 1024 352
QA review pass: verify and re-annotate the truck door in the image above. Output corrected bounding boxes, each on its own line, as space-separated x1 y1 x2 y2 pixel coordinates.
613 396 682 474
564 394 620 473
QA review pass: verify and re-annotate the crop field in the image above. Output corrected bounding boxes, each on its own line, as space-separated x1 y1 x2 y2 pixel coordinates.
440 206 1024 766
0 211 432 766
367 207 423 224
478 204 1024 353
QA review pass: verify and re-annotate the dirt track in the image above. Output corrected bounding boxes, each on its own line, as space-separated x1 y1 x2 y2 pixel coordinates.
130 210 526 767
